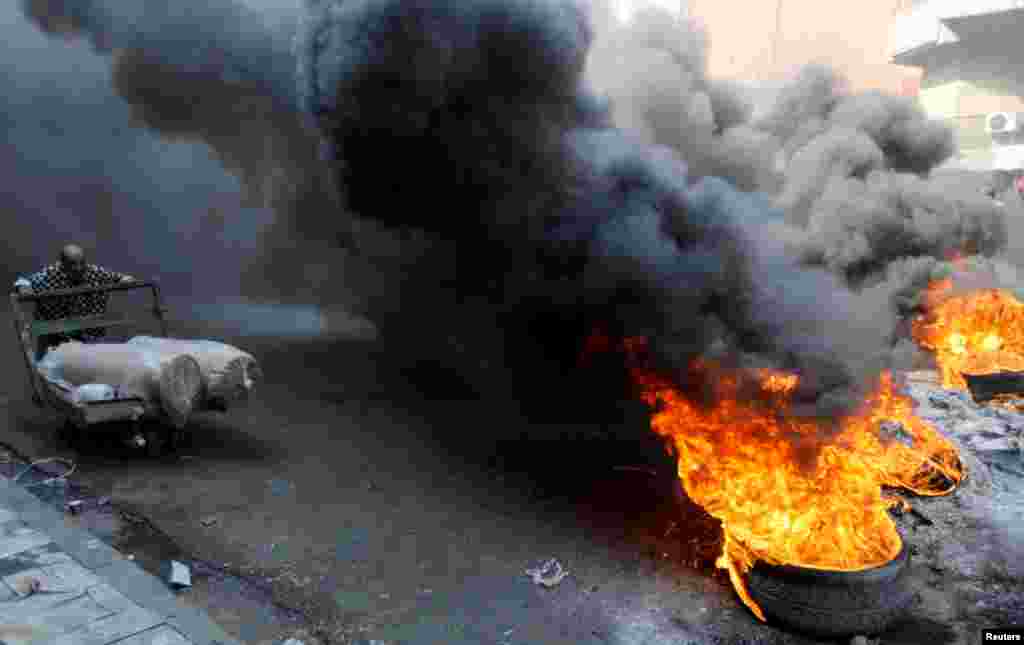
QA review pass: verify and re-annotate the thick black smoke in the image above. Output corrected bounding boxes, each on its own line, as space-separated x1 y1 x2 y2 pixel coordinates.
585 16 1011 359
20 0 947 422
751 65 1007 290
295 0 898 412
759 67 1011 364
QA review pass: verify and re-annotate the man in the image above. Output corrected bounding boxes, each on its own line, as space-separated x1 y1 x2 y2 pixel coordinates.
13 244 134 358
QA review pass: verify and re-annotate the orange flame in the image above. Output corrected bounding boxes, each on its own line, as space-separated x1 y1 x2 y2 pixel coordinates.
912 286 1024 389
622 341 961 621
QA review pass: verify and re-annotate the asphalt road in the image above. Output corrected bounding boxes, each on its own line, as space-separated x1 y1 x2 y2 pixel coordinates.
0 306 925 645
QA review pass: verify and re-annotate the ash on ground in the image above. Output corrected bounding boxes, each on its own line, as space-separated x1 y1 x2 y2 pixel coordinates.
888 370 1024 645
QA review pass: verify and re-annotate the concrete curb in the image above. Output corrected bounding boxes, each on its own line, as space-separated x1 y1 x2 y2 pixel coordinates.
0 475 244 645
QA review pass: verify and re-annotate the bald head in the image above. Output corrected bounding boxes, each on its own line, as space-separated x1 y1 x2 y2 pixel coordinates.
59 244 87 283
60 244 84 263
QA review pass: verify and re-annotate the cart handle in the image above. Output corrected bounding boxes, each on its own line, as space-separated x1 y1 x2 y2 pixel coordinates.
13 280 159 302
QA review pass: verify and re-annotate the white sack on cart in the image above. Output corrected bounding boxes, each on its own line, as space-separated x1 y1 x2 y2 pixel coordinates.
127 337 260 409
71 383 117 405
38 341 202 428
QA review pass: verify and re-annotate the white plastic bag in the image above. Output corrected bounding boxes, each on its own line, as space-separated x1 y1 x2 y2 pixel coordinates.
71 383 116 405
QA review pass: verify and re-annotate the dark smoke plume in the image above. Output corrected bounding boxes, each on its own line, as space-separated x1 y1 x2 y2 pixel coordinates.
294 0 897 412
757 64 1007 294
19 0 970 423
574 9 1012 378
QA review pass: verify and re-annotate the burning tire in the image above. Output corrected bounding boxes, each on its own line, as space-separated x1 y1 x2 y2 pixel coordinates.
672 480 914 638
745 541 914 638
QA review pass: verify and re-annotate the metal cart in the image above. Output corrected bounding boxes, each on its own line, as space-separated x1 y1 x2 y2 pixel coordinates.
10 280 182 456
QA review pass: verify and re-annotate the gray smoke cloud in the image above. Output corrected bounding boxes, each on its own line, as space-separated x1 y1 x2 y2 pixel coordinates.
577 10 1009 374
757 64 1007 296
584 7 781 193
21 0 351 304
17 0 1005 423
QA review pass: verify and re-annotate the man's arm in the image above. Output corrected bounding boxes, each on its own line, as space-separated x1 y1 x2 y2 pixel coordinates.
91 266 135 284
12 267 48 294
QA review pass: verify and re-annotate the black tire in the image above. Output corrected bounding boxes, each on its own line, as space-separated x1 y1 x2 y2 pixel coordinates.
745 541 914 638
672 480 914 638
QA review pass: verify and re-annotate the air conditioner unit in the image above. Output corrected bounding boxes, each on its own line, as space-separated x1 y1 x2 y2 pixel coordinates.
986 112 1019 134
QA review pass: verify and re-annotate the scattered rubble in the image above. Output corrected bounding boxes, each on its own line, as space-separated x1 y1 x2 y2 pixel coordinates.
891 371 1024 637
877 420 914 448
12 576 41 597
525 558 570 588
269 478 295 496
165 560 192 589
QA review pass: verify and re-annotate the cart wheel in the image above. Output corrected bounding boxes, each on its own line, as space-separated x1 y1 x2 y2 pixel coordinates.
166 428 186 454
143 429 167 458
57 421 79 446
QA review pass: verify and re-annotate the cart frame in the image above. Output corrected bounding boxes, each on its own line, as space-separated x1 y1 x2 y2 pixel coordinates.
10 281 170 428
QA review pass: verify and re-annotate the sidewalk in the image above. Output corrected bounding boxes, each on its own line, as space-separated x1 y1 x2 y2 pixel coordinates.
0 469 244 645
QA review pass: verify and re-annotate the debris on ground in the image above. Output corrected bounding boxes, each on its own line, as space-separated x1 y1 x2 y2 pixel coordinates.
12 576 41 597
119 510 146 524
0 624 52 645
269 478 294 496
165 560 192 589
64 500 84 514
525 558 569 588
12 457 76 487
200 515 219 527
877 420 914 448
892 374 1024 637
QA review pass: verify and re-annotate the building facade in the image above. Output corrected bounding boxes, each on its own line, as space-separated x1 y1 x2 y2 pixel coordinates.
685 0 921 95
890 0 1024 168
677 0 1024 168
